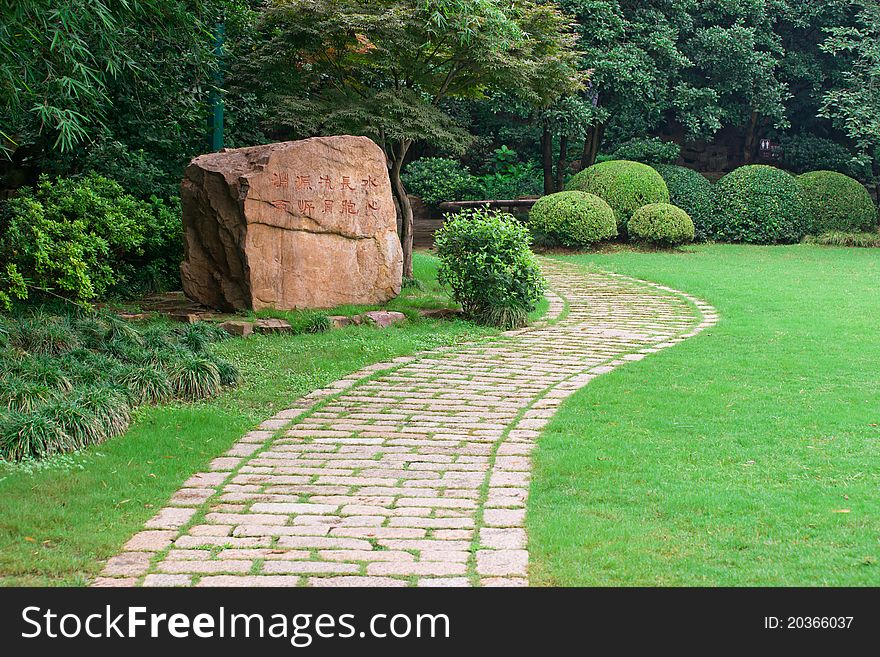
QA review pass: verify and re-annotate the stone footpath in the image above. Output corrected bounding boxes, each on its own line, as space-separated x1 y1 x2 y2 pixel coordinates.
95 260 717 587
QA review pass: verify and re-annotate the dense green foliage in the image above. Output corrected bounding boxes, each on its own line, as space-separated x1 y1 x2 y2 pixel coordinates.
435 208 545 328
611 138 681 165
797 171 877 235
0 175 182 307
653 165 715 242
529 191 617 247
778 134 870 180
401 158 480 206
710 165 806 244
402 155 542 205
0 313 236 461
627 203 695 246
566 160 670 230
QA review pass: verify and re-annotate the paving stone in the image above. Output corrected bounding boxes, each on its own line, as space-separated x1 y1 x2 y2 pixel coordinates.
309 576 407 587
476 550 529 577
143 574 193 587
123 530 175 552
417 577 471 587
145 507 197 530
101 552 152 577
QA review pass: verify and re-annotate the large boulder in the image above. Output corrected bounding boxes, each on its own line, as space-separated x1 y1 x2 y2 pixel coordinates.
180 136 403 310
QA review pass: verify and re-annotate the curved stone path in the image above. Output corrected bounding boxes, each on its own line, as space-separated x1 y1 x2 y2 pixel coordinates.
95 260 717 587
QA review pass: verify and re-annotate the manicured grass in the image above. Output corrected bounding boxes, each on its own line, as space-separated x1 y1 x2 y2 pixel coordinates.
0 253 496 586
529 244 880 586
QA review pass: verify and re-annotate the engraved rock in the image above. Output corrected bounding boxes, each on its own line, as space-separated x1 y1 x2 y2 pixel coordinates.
180 136 403 311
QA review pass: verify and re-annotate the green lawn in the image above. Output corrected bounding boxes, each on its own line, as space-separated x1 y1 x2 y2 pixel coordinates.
0 253 497 586
529 244 880 586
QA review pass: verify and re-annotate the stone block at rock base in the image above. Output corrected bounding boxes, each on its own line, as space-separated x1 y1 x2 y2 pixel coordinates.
180 136 403 311
254 318 292 334
362 310 406 328
220 320 254 337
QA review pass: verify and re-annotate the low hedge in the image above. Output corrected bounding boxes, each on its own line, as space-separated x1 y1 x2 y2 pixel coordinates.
710 165 806 243
797 170 877 235
653 164 714 241
627 203 695 246
528 191 617 247
566 160 669 231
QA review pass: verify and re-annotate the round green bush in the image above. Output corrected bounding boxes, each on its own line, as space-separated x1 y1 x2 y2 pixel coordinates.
797 170 877 235
710 165 806 243
653 164 714 241
528 191 617 247
434 208 545 329
627 203 695 246
566 160 669 230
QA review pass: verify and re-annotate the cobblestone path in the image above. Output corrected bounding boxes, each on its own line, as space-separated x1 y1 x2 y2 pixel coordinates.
96 261 717 587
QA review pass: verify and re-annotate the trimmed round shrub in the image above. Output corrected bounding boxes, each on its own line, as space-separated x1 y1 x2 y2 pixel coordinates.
710 165 806 244
653 164 714 241
434 208 545 329
528 191 617 247
566 160 670 230
628 203 695 246
797 171 877 235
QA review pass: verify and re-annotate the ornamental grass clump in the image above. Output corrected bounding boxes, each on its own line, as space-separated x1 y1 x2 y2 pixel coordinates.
434 208 545 330
0 310 240 462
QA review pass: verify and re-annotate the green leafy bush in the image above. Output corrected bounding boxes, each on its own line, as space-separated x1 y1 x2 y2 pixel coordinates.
401 157 480 206
653 164 715 241
797 171 877 235
779 133 871 180
611 137 681 165
627 203 695 246
475 161 543 199
0 311 239 461
434 208 545 329
566 160 670 231
710 165 807 244
0 174 183 306
529 191 617 247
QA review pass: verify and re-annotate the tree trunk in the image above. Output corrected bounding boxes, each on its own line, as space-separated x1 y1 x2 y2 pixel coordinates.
541 126 554 195
581 123 605 170
556 134 568 191
743 111 759 164
389 140 414 279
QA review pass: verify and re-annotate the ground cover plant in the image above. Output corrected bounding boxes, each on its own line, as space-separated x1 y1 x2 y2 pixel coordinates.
529 244 880 586
0 252 504 585
0 312 234 461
